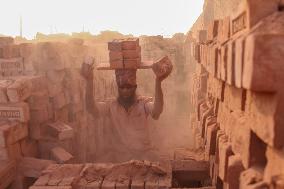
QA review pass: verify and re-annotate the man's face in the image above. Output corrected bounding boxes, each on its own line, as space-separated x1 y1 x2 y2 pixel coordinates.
117 84 137 101
115 69 137 101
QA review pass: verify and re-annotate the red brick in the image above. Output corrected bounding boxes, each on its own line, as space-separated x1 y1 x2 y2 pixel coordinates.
0 47 3 58
0 57 24 78
200 108 214 138
246 91 284 148
194 44 201 63
209 155 216 180
234 37 245 88
172 160 210 181
110 59 124 69
54 106 69 123
223 84 246 111
218 139 233 181
121 38 139 50
207 45 217 76
2 44 20 58
124 57 141 69
46 121 74 140
108 40 122 51
29 122 44 140
0 121 28 148
207 20 220 42
0 146 9 160
30 186 72 189
226 42 235 86
152 56 173 78
204 116 217 138
7 76 33 102
243 34 284 92
220 45 228 81
0 37 14 46
20 138 39 157
0 80 13 103
0 160 16 189
0 142 22 161
240 167 267 189
37 42 65 71
215 131 226 164
217 102 230 132
231 0 278 38
227 155 245 189
218 17 230 45
122 47 141 59
216 48 222 79
109 51 123 61
30 75 48 92
18 157 55 178
195 133 204 149
205 123 218 161
51 92 67 110
50 147 73 164
229 111 267 169
28 92 49 110
38 140 72 160
0 102 30 122
198 30 207 43
30 107 49 124
264 147 284 183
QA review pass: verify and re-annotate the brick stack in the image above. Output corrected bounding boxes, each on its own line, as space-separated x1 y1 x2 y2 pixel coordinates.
0 38 106 188
30 160 171 189
108 38 141 69
189 0 284 188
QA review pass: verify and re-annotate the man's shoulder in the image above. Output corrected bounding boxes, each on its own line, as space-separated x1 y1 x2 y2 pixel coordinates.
136 95 153 103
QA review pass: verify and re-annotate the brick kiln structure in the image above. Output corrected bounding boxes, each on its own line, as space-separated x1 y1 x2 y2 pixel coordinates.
185 0 284 188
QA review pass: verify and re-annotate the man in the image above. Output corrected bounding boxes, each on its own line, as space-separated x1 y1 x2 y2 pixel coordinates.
81 50 172 162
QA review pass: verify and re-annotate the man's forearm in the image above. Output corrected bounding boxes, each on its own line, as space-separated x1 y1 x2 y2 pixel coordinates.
86 79 99 118
152 79 164 120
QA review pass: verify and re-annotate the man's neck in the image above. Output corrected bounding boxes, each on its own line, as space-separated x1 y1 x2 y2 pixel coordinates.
117 95 137 111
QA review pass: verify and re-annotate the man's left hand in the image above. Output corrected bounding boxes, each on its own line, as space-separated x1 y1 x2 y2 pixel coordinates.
152 56 173 82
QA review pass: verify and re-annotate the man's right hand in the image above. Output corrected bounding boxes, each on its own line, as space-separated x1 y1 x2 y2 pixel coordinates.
81 57 94 80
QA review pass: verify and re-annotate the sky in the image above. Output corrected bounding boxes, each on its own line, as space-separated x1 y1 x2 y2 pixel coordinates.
0 0 204 39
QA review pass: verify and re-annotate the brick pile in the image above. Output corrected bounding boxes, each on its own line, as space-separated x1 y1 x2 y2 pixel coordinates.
0 37 107 188
188 0 284 188
30 160 171 189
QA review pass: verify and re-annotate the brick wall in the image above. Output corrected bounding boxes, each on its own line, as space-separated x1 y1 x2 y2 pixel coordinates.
188 0 284 188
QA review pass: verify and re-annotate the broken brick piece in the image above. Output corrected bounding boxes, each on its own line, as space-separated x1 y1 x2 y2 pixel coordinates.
46 121 74 140
50 147 73 164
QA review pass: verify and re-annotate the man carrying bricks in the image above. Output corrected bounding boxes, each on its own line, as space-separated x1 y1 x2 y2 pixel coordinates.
81 38 172 162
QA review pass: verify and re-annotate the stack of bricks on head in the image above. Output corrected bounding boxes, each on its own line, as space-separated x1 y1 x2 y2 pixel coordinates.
188 0 284 188
108 38 141 69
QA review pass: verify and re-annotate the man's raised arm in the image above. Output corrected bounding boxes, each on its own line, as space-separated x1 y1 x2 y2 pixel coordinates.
81 58 100 118
150 56 173 120
151 78 164 120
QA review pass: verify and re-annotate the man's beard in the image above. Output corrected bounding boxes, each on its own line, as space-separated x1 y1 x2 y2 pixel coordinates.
118 94 136 109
